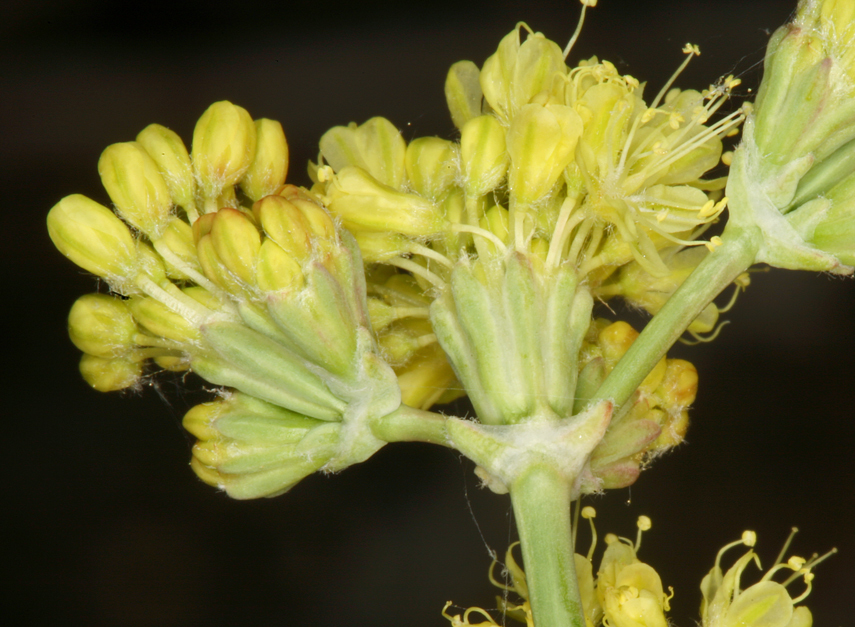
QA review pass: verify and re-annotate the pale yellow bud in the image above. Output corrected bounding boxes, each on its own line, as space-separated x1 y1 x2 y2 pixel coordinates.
210 208 262 286
79 354 142 392
136 123 196 210
404 137 459 201
98 141 173 238
191 101 257 200
444 60 483 130
240 118 289 202
255 239 305 292
459 114 509 197
320 117 406 188
68 294 138 358
47 194 137 282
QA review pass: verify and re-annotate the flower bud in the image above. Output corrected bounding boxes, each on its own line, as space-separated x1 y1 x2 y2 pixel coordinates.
184 392 340 499
320 117 406 188
129 296 201 344
255 239 305 292
507 103 583 206
326 166 446 237
445 60 483 130
191 101 257 200
210 208 262 286
253 195 312 260
459 114 509 197
98 141 173 238
79 353 142 392
394 342 463 411
157 216 201 280
404 137 459 201
136 123 196 210
47 194 137 282
68 293 138 358
240 118 289 202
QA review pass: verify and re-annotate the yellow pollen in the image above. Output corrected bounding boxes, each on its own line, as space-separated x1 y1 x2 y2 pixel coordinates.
582 506 596 519
742 530 757 547
669 111 685 129
656 210 669 223
721 151 733 166
641 108 657 124
726 128 740 137
637 515 652 531
788 556 807 570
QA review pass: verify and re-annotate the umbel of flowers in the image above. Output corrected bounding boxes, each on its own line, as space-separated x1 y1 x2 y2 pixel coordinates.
46 0 845 625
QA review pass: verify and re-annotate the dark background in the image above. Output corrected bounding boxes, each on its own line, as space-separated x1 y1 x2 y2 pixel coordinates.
3 1 853 626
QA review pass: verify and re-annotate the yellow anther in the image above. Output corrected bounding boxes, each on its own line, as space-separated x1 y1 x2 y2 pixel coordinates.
721 151 733 166
641 109 658 124
316 165 334 183
669 111 685 129
656 210 669 223
726 128 740 137
788 556 807 570
682 43 701 56
742 530 757 547
704 235 724 252
637 516 652 531
580 0 598 6
582 506 596 519
698 199 716 218
624 75 639 89
604 533 619 545
726 76 742 90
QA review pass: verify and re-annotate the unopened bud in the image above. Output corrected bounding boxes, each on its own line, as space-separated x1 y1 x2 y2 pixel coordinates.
404 137 459 201
68 293 138 358
136 123 196 210
240 118 289 202
191 101 257 200
98 141 173 238
255 239 305 292
320 117 406 188
47 194 137 282
210 208 262 286
79 353 142 392
460 114 509 198
445 60 483 130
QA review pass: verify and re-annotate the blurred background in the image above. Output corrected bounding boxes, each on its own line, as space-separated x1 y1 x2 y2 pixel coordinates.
3 1 853 625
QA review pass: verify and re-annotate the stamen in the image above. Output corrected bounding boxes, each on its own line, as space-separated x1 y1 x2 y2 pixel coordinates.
563 0 598 59
649 43 701 112
582 506 598 561
635 515 651 551
774 527 800 566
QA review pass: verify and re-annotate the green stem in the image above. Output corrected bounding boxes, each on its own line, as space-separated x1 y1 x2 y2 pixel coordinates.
510 463 584 627
369 404 451 447
591 224 761 410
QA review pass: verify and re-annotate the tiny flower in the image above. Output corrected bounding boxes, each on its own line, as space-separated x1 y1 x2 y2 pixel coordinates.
136 123 196 216
240 118 290 202
319 116 406 189
68 293 138 359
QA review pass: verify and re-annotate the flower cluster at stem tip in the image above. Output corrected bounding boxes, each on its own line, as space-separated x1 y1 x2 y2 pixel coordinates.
44 0 846 624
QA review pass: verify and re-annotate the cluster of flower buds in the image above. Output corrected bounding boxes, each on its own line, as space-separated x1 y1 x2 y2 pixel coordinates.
577 320 698 490
48 101 405 497
726 0 855 274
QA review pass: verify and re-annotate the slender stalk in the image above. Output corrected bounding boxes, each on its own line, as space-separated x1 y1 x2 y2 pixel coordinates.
369 404 451 447
591 224 761 410
510 463 584 627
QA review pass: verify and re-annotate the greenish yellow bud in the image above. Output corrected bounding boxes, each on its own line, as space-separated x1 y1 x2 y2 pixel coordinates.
47 194 137 282
395 343 463 411
210 208 262 286
278 186 337 246
98 141 173 238
129 296 201 344
153 355 190 372
444 60 482 130
404 137 459 201
479 205 510 255
253 194 312 261
326 166 446 237
157 216 201 280
507 103 583 206
320 117 406 188
79 353 142 392
196 234 242 293
349 231 412 263
191 101 257 200
68 293 138 358
255 239 305 292
240 118 289 202
184 392 339 499
459 114 509 197
136 123 196 210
